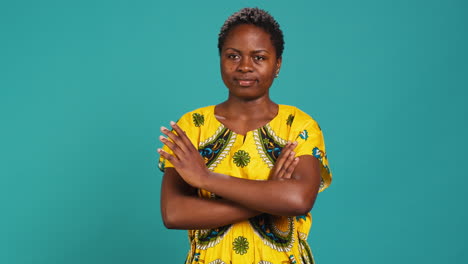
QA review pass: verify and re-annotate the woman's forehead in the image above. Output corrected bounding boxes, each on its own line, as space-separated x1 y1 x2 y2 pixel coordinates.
223 24 275 53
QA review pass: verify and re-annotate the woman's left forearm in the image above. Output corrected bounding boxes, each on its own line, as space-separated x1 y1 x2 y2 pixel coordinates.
200 156 321 216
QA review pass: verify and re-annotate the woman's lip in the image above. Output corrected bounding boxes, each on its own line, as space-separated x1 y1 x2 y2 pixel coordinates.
236 79 257 86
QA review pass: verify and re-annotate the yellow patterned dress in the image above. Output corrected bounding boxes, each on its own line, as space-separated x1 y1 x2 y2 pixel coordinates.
159 105 332 264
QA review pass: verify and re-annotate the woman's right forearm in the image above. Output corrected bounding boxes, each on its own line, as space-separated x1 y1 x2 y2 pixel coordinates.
161 194 259 230
161 168 260 230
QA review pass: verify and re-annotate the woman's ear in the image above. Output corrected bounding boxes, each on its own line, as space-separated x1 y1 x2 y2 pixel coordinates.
276 57 282 70
275 57 282 78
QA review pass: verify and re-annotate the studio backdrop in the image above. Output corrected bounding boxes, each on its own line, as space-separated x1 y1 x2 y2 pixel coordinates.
1 0 467 263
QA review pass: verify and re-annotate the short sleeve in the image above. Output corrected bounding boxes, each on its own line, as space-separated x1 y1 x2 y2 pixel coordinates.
294 119 332 192
158 111 201 172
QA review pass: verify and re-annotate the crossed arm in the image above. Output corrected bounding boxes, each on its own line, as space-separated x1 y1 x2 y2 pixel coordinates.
158 121 321 230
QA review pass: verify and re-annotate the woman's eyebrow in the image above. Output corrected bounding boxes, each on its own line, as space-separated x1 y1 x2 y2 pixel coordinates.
224 48 270 54
224 47 241 53
251 50 270 54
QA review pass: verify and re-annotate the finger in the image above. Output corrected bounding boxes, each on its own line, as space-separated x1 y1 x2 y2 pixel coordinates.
157 148 180 167
275 141 297 172
273 142 291 174
170 121 193 147
276 151 294 179
283 157 299 179
159 135 183 156
277 154 294 179
277 154 297 179
160 126 189 153
282 141 298 158
281 151 296 174
277 146 298 178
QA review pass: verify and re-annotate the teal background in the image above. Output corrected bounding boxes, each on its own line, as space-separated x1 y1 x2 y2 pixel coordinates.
1 0 467 263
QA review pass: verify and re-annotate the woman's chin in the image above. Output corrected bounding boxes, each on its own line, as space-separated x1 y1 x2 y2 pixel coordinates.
228 92 269 101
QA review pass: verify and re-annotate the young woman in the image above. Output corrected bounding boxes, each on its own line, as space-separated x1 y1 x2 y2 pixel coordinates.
158 7 332 264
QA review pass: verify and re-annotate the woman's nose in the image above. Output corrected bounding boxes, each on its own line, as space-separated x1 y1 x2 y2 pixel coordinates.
237 57 253 72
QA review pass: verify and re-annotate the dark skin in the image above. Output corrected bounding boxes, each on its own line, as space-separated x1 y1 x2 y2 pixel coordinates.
158 24 322 230
217 24 281 134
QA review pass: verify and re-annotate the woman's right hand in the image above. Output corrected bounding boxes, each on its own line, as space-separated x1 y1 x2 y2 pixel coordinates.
269 141 300 181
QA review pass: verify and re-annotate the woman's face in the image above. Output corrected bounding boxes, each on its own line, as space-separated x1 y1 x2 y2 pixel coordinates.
220 24 282 100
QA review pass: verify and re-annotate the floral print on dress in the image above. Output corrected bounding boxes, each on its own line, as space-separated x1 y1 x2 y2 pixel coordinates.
286 114 295 126
313 147 331 175
296 215 307 221
193 253 200 262
298 129 309 140
289 255 297 264
196 225 232 250
249 215 295 252
158 160 165 172
299 239 315 264
253 126 286 168
312 147 324 160
232 150 251 168
207 260 226 264
198 127 234 170
192 113 205 127
233 236 249 255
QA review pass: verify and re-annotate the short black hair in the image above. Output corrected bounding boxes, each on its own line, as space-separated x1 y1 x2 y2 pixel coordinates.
218 7 284 58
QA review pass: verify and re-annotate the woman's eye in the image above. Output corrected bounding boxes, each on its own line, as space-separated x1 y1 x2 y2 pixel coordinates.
254 56 266 61
227 54 240 59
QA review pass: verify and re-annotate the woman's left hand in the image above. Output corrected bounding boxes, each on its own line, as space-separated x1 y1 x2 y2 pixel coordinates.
158 121 209 188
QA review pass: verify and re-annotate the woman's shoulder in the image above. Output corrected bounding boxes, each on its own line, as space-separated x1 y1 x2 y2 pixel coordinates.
176 105 216 128
177 105 215 120
278 104 318 125
180 105 215 116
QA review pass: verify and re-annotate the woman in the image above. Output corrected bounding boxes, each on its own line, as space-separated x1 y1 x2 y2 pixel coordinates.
158 7 332 264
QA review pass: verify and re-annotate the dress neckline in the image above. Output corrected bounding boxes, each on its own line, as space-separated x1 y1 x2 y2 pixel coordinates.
211 104 282 136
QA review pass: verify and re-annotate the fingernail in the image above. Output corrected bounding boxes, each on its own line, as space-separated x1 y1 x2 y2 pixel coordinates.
157 148 162 153
160 126 168 132
159 135 165 141
170 121 176 126
293 141 298 145
290 151 295 156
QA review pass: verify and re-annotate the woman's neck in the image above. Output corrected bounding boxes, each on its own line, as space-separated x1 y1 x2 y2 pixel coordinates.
216 95 278 121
